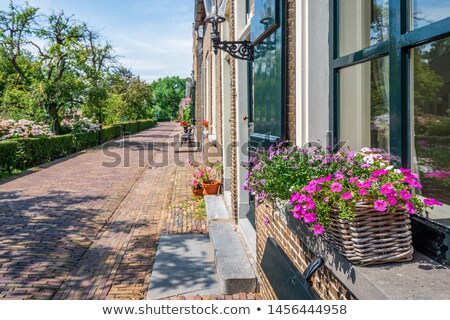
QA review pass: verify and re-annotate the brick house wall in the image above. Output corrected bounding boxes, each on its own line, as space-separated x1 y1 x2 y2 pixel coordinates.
229 0 239 221
193 32 203 141
256 203 356 300
286 0 296 142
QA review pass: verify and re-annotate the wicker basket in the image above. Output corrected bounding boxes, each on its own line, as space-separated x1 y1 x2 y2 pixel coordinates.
325 203 414 266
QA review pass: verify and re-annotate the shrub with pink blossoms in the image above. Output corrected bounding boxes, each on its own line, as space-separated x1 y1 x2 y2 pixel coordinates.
60 117 101 134
0 119 54 140
289 149 443 234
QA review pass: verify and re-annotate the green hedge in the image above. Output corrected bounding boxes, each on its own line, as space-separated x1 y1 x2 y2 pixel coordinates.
0 119 156 175
0 140 19 173
102 124 123 141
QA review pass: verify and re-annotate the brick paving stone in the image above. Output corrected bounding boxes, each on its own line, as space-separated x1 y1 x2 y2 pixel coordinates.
0 122 259 300
0 123 179 300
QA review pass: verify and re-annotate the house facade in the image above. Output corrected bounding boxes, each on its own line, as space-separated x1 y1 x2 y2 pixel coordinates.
193 0 450 299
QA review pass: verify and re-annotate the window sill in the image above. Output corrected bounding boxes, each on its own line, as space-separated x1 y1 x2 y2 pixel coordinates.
283 213 450 299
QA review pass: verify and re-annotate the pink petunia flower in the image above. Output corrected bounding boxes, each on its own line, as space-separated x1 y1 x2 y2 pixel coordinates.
405 202 416 214
374 200 387 212
349 177 358 184
359 189 369 196
313 224 324 235
380 182 395 196
290 192 301 204
341 192 353 200
387 197 398 206
424 198 444 207
304 213 317 223
306 200 315 210
334 172 345 180
330 182 343 193
387 196 398 206
323 197 330 203
400 190 412 200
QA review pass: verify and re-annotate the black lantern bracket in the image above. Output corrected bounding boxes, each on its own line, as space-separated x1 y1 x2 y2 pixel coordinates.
208 16 254 61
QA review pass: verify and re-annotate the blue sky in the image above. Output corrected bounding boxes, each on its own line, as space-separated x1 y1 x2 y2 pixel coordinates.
1 0 194 83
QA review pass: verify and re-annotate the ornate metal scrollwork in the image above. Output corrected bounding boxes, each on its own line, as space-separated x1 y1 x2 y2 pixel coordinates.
215 40 254 61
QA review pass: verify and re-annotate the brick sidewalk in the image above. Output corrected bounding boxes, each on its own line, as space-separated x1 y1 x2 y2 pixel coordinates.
0 123 259 300
0 123 179 300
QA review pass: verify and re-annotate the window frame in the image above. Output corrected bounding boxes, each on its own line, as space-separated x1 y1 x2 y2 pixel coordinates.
330 0 450 264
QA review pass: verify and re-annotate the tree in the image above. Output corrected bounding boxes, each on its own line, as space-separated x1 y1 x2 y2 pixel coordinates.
0 1 38 85
78 28 116 124
30 11 89 133
105 67 153 124
150 76 186 121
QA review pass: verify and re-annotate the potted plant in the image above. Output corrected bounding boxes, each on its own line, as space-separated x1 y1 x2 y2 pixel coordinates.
191 172 203 196
180 121 190 133
192 164 222 195
246 144 443 266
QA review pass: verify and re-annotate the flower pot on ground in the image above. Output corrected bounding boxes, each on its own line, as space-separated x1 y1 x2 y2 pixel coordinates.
188 162 223 196
192 187 204 196
203 180 221 195
245 144 443 266
180 121 190 133
191 173 203 196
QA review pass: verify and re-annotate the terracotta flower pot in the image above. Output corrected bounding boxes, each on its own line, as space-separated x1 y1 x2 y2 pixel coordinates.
203 180 221 195
192 188 203 197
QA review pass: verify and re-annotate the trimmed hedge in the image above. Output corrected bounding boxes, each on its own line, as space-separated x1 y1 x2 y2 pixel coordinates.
102 125 123 141
0 140 19 173
0 119 156 175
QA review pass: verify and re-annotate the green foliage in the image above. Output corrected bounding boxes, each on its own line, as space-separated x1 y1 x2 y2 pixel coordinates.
414 47 445 114
150 76 187 120
0 140 18 172
182 106 191 123
15 135 75 169
101 124 123 141
74 131 99 150
427 118 450 136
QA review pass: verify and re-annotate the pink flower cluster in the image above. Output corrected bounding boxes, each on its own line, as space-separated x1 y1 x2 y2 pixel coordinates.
0 119 54 140
289 148 444 235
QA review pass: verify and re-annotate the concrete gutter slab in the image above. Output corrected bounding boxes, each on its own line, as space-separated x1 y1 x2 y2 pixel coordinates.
209 222 257 294
205 196 230 220
147 234 220 299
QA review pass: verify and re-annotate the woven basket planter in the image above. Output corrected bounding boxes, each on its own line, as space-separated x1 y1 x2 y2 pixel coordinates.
325 203 414 266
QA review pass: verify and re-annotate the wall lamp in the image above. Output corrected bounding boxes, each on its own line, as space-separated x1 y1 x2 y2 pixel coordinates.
203 0 254 61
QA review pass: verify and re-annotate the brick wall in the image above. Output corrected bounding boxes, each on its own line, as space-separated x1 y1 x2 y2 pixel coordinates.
229 0 239 221
193 33 203 141
256 203 356 300
286 0 296 143
216 50 223 147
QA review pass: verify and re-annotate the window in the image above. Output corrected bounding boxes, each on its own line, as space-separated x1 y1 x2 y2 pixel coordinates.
339 0 389 56
412 38 450 226
411 0 450 30
331 0 450 262
340 57 390 151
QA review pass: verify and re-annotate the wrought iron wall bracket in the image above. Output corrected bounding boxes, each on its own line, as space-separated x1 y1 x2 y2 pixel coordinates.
208 16 254 62
214 40 254 61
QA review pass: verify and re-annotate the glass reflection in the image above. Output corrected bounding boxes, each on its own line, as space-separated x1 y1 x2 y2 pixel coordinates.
413 37 450 226
340 57 390 152
412 0 450 30
339 0 389 56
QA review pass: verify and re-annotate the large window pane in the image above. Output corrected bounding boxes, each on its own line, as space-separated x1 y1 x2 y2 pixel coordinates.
413 38 450 226
411 0 450 30
339 0 389 56
340 57 390 152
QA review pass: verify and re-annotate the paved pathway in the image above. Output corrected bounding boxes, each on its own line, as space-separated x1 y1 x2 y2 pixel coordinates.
0 122 180 300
